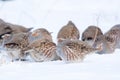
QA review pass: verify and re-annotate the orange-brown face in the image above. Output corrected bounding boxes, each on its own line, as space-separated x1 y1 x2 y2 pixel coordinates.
31 29 42 37
31 28 52 40
31 31 39 37
29 29 43 42
33 28 51 35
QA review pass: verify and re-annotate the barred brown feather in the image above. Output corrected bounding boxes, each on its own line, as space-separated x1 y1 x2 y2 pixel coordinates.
26 39 59 62
57 39 97 63
57 21 80 43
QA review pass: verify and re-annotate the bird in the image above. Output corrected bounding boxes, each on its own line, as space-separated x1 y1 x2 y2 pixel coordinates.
6 23 33 34
0 20 6 47
25 39 60 62
0 19 32 48
57 21 80 43
0 22 32 37
26 28 60 62
82 25 103 46
93 24 120 54
0 18 5 24
57 39 99 63
2 32 30 62
28 28 53 42
0 18 32 40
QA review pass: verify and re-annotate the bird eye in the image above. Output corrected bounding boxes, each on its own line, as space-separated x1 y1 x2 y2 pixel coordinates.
87 37 93 40
5 32 12 34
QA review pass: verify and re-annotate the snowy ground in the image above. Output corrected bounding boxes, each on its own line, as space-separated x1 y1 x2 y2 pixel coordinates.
0 0 120 80
0 49 120 80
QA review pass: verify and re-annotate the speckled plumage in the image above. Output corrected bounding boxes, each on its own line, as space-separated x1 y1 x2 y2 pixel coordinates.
57 39 98 63
82 26 103 46
57 21 80 43
26 28 60 62
2 33 29 61
0 18 32 47
28 28 53 42
25 39 59 62
93 24 120 54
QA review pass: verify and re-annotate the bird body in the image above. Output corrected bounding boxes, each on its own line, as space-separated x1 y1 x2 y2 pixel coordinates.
57 21 80 43
2 33 29 61
0 18 32 48
57 39 98 63
93 24 120 54
82 26 103 46
29 28 53 42
26 28 60 62
26 39 59 62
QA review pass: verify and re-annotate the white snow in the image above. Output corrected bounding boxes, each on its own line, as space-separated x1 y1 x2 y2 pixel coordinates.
0 0 120 80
